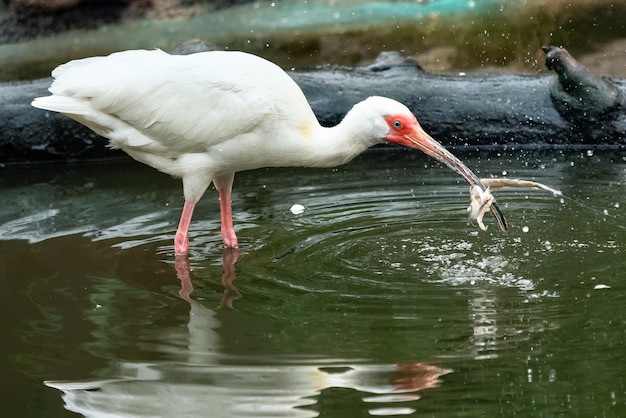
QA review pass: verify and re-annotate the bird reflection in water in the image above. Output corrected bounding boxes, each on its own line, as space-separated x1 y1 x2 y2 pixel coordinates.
45 252 452 417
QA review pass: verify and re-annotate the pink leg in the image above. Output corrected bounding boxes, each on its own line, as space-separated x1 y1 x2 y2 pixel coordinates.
219 187 239 248
174 201 195 255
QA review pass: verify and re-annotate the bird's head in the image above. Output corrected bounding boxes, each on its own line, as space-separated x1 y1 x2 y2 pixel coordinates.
365 96 508 231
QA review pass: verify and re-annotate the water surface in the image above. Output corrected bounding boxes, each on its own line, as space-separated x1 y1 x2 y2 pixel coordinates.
1 149 625 417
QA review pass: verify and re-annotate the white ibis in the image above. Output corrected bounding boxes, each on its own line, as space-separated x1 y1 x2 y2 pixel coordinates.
32 49 506 255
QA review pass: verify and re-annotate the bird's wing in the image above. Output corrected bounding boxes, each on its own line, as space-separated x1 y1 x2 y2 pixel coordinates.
39 50 312 155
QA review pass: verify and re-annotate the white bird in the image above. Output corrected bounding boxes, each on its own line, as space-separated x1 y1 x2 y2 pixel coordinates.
32 49 506 255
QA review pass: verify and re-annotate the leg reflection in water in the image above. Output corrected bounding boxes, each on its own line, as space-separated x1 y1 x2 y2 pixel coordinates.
175 248 241 308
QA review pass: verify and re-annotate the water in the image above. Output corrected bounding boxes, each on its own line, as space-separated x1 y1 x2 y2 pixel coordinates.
1 148 625 417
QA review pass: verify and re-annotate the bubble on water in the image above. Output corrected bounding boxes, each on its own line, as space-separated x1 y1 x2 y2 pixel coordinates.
603 209 609 216
587 149 594 157
615 202 620 208
502 170 508 176
594 284 611 290
522 226 529 233
290 204 305 215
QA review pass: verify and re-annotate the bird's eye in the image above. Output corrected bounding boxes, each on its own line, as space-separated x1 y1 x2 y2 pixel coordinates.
393 120 403 129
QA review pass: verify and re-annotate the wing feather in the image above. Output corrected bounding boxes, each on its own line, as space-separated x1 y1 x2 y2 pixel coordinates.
35 50 313 156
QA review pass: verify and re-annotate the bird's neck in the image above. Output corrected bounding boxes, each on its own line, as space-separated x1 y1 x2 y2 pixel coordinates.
300 116 381 168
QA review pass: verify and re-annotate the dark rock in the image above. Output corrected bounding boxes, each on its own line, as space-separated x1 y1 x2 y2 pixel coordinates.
168 39 218 56
1 46 624 166
1 0 134 44
1 1 255 44
543 45 626 123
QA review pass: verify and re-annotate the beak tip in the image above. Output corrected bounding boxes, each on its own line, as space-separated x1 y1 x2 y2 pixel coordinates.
491 202 508 232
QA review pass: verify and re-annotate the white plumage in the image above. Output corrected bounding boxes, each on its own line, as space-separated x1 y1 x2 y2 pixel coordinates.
33 49 505 255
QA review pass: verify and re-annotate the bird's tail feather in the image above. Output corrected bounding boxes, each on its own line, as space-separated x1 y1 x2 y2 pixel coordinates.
32 95 156 148
31 96 91 116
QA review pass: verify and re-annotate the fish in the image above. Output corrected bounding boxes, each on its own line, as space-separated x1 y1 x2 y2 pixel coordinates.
468 185 495 231
468 178 562 231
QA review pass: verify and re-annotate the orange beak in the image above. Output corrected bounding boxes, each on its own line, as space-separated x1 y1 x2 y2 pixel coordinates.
397 124 508 232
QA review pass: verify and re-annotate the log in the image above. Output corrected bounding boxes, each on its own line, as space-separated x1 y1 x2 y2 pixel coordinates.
1 45 624 166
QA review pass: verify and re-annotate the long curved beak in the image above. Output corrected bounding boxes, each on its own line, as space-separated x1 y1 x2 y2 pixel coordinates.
399 124 508 231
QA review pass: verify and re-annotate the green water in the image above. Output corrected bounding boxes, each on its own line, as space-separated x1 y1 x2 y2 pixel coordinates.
1 148 624 417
